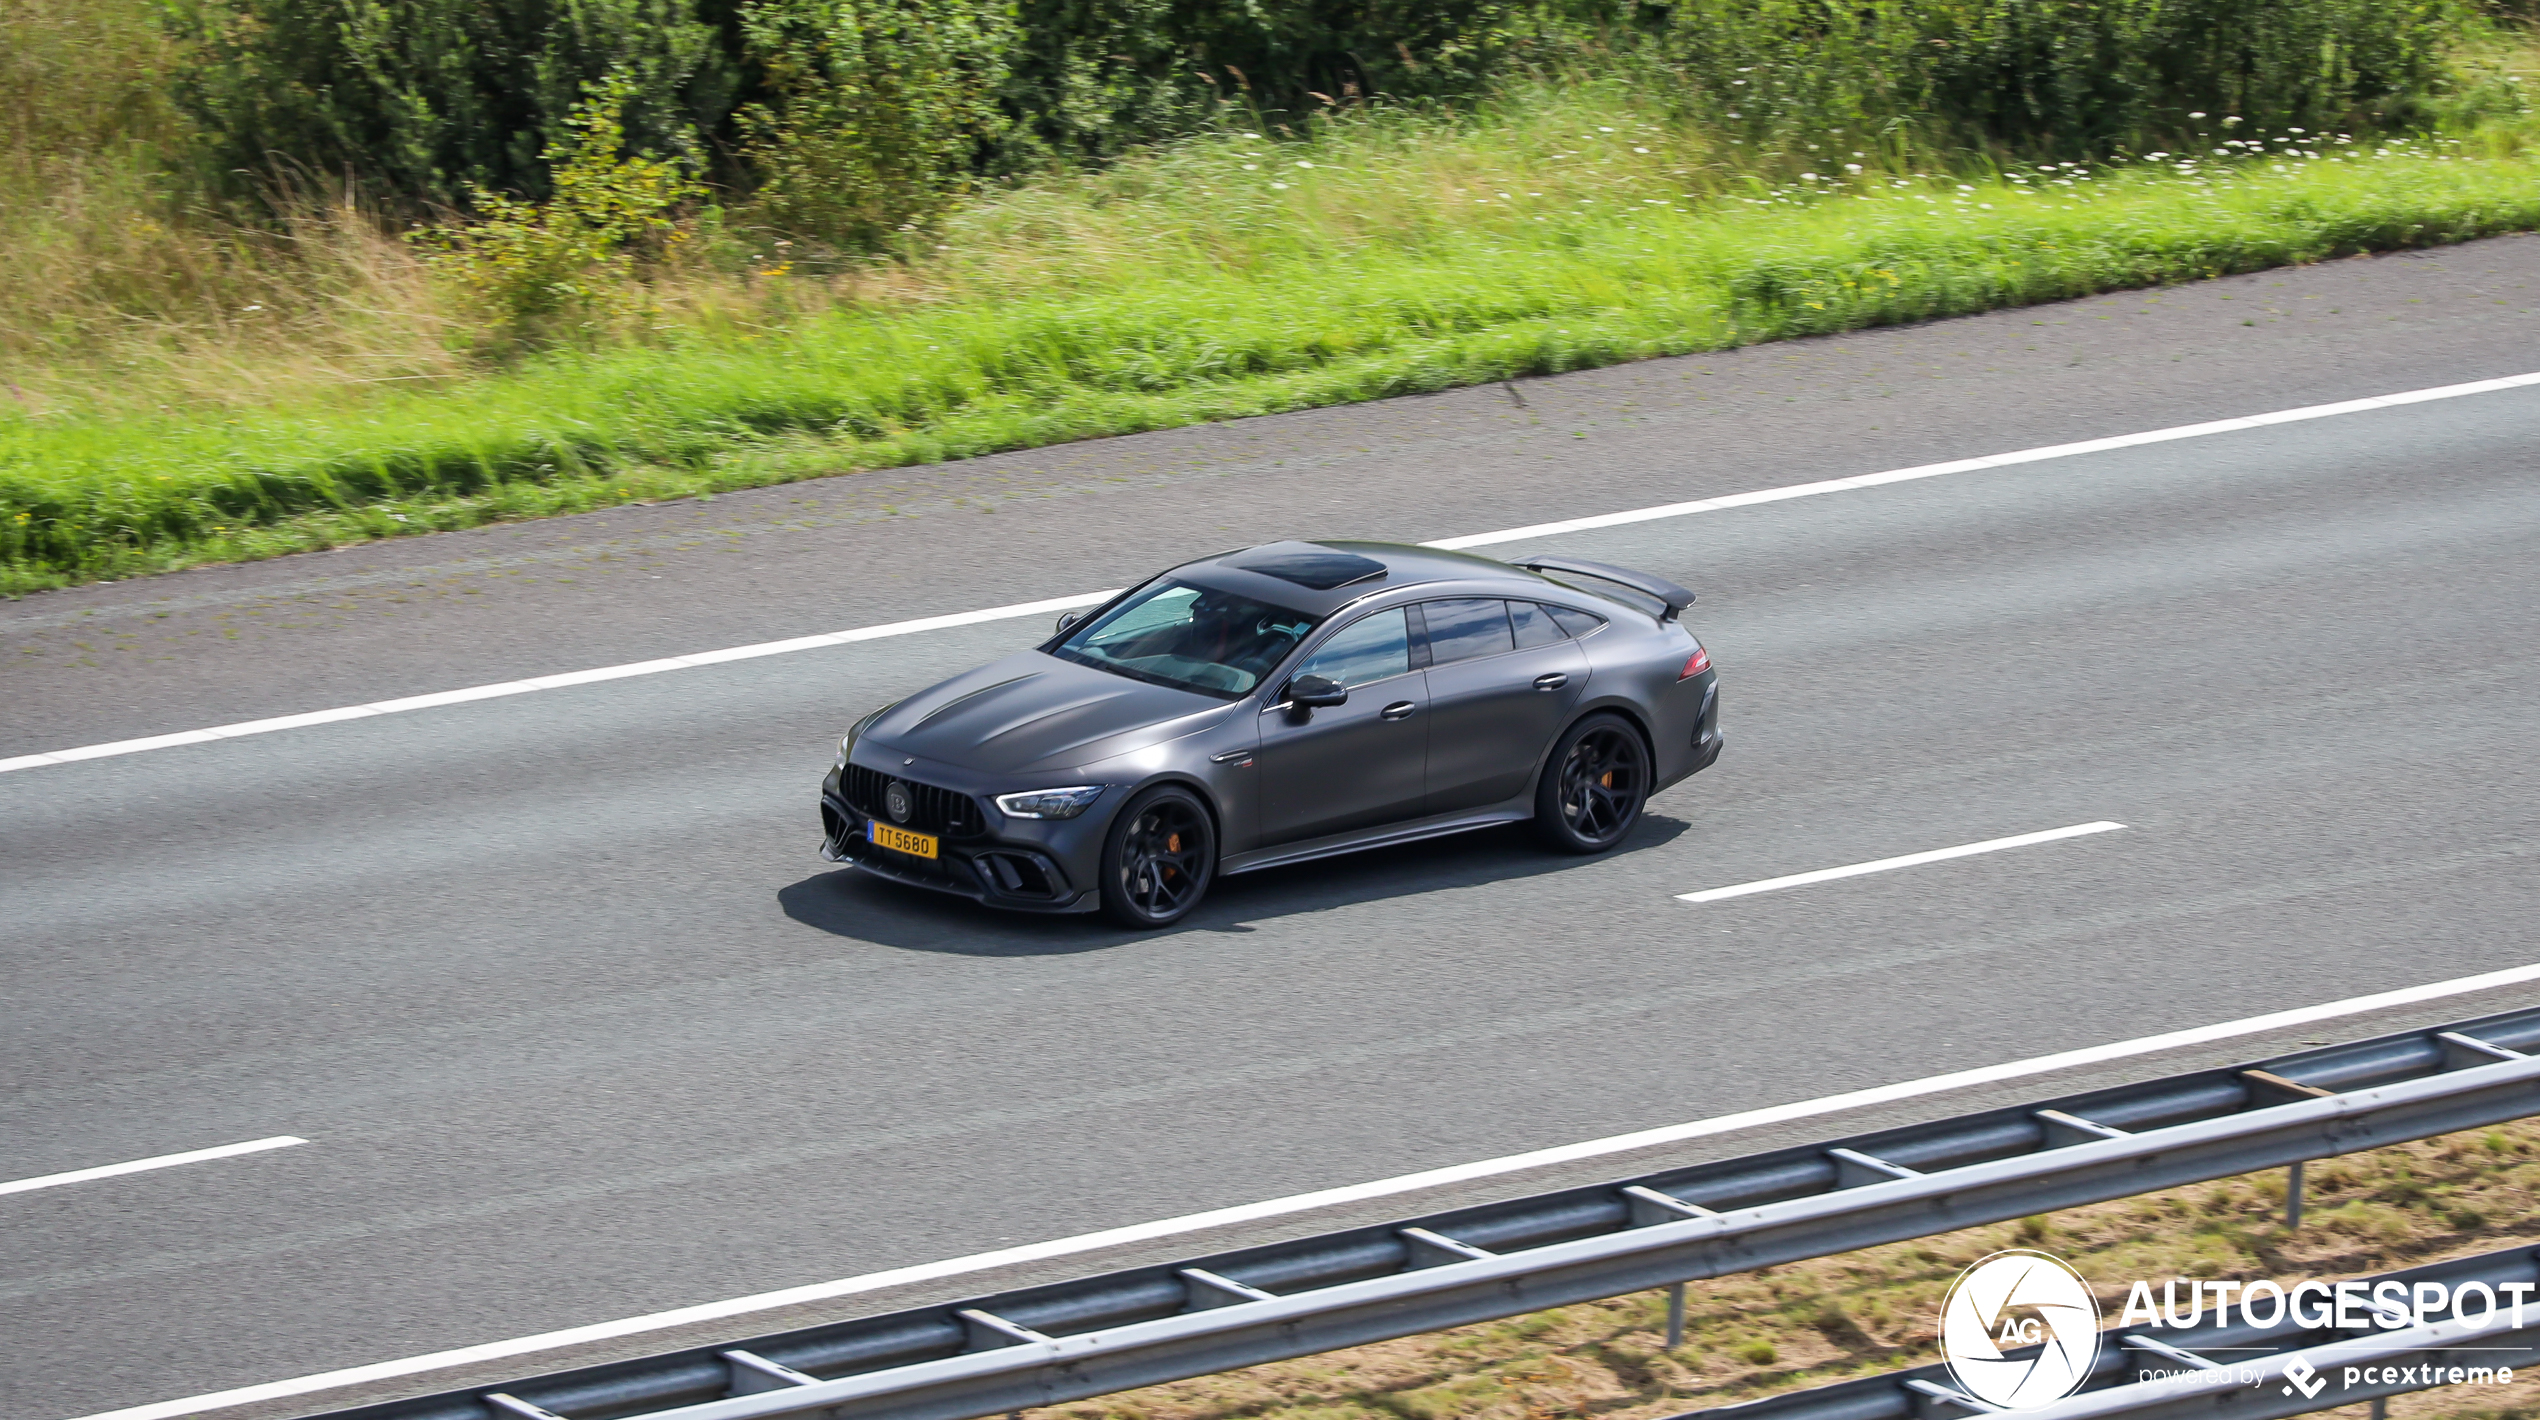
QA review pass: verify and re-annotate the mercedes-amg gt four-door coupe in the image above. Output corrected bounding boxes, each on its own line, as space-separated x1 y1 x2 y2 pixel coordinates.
818 541 1722 927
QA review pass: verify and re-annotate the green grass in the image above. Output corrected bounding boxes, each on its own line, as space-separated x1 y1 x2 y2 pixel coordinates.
7 119 2540 596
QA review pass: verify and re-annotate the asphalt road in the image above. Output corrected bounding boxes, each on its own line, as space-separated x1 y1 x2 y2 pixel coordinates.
5 238 2539 1420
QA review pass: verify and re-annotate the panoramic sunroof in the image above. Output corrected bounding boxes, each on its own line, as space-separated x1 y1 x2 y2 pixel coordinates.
1230 543 1389 591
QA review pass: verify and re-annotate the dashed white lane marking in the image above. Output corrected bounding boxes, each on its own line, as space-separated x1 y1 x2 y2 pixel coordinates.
70 958 2540 1420
1677 821 2126 903
8 368 2538 778
0 1136 306 1199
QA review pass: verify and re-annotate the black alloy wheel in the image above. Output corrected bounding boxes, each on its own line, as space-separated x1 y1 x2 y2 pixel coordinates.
1534 713 1650 854
1099 785 1217 928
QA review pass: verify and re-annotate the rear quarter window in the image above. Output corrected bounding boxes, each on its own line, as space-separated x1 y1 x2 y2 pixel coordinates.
1545 606 1607 638
1509 601 1568 648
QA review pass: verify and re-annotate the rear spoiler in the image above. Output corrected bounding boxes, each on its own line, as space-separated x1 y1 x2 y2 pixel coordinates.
1509 555 1696 623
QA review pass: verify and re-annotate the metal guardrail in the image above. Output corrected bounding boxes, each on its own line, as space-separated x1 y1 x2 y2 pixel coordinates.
1683 1241 2540 1420
321 1007 2540 1420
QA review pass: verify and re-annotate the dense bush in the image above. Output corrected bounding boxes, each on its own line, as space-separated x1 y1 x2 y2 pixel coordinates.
1608 0 2474 157
738 0 1015 245
993 0 1535 166
165 0 2486 223
168 0 737 204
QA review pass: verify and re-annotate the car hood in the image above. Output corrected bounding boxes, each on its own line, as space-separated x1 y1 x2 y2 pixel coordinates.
860 651 1237 775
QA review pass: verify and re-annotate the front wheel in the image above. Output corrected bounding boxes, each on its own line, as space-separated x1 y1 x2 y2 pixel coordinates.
1098 785 1217 928
1533 713 1650 854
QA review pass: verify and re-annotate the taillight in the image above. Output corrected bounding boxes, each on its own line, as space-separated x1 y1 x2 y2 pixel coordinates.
1679 644 1712 680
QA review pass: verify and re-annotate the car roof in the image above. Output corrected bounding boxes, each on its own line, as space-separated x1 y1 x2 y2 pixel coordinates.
1172 540 1546 616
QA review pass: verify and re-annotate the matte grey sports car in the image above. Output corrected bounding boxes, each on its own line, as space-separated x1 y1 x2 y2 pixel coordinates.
818 541 1722 927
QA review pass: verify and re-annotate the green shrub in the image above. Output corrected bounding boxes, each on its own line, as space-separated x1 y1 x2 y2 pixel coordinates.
1602 0 2476 158
737 0 1015 247
410 75 703 347
993 0 1538 167
169 0 733 207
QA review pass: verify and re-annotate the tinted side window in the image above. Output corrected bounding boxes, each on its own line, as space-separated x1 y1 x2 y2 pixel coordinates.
1294 608 1411 688
1422 598 1516 665
1509 601 1567 648
1546 605 1607 638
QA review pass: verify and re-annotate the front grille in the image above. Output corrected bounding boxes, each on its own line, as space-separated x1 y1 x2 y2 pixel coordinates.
841 764 986 839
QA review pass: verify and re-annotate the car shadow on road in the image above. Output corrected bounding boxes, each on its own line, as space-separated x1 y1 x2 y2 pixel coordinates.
776 814 1692 956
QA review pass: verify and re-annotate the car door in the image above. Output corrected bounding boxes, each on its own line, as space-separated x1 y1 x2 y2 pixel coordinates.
1257 606 1428 845
1417 598 1587 815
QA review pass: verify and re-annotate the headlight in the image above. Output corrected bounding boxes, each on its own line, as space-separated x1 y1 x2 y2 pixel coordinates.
995 786 1105 820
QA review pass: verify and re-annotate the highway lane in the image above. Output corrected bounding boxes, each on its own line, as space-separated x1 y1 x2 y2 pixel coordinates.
5 254 2540 1419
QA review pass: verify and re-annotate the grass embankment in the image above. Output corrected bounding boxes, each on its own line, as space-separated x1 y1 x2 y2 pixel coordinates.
6 90 2540 596
1027 1119 2540 1420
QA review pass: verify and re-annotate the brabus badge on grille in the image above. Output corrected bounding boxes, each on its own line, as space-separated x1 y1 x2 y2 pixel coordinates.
884 781 914 823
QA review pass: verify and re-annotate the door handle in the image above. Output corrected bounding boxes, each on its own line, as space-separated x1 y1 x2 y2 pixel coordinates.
1533 673 1569 690
1380 701 1418 720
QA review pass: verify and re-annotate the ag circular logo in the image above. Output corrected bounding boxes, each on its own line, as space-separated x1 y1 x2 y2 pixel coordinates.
1939 1249 2102 1410
883 781 914 823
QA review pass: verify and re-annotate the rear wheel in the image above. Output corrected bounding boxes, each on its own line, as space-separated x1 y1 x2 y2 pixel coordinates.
1533 713 1649 854
1099 785 1216 928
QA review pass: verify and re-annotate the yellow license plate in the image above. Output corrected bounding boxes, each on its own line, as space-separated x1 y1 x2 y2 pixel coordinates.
870 820 938 859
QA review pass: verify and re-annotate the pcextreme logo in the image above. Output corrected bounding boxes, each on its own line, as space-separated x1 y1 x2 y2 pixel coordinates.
1939 1250 2104 1408
1935 1250 2528 1412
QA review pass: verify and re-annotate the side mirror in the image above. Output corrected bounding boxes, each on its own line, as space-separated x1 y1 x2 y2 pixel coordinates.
1054 610 1083 634
1286 674 1348 711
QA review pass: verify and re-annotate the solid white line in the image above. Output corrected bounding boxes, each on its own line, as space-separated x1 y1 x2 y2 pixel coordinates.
74 959 2540 1420
1677 821 2125 904
1424 370 2540 550
0 591 1118 775
0 1136 306 1199
9 367 2540 779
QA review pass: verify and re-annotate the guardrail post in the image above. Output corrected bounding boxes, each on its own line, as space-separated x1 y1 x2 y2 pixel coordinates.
2286 1159 2304 1230
1665 1282 1687 1350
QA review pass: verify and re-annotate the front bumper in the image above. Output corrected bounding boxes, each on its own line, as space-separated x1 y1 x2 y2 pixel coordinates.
819 767 1101 914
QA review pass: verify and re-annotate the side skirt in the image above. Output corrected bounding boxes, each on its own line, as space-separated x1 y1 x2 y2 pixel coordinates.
1220 799 1534 877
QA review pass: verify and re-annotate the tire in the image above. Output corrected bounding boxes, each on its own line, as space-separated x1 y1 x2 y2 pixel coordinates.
1098 784 1217 928
1533 713 1650 854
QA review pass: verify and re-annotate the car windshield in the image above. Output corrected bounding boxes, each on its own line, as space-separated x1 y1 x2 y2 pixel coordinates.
1050 579 1321 698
